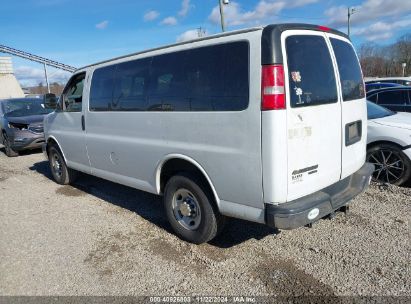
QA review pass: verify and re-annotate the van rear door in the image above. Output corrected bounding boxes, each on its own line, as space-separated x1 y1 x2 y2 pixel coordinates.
326 34 367 180
282 31 342 201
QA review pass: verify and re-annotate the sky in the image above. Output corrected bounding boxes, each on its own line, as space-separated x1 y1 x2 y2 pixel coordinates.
1 0 410 87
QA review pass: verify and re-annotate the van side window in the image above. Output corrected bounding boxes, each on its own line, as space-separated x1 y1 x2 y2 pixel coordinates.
330 38 365 101
187 42 249 111
286 35 337 107
149 41 249 111
112 58 151 111
88 41 249 112
62 73 85 112
149 51 189 111
90 66 115 111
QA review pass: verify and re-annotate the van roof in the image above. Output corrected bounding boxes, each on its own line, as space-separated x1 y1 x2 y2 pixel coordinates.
77 23 348 71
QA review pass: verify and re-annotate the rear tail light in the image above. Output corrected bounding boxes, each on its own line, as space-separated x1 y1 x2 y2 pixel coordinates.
261 64 286 110
318 25 331 32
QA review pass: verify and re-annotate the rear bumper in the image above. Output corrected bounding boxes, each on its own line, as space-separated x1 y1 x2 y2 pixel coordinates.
265 162 374 230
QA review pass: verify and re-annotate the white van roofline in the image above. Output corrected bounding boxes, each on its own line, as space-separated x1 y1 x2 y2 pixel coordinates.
77 27 263 72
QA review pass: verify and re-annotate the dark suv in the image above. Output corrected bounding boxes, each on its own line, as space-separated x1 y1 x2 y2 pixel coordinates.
0 98 53 157
366 87 411 113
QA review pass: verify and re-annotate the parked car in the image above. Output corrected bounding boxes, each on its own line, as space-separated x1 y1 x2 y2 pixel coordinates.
365 77 411 86
367 87 411 112
42 24 373 244
365 82 402 93
367 101 411 185
0 98 53 157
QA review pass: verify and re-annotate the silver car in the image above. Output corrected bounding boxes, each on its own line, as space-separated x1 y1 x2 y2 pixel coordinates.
0 98 52 157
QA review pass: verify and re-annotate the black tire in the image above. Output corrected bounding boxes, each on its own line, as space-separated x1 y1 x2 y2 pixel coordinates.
2 132 19 157
163 173 226 244
367 143 411 186
48 144 78 185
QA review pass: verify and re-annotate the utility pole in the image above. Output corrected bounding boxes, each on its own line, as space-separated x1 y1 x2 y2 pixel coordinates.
43 62 50 94
347 7 356 37
197 27 206 38
219 0 229 32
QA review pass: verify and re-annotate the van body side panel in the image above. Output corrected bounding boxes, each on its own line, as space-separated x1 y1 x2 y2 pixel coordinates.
85 111 164 194
261 110 288 203
85 31 264 210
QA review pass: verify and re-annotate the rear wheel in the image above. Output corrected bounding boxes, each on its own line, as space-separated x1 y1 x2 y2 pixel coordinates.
163 173 225 244
48 144 78 185
2 132 18 157
367 143 411 186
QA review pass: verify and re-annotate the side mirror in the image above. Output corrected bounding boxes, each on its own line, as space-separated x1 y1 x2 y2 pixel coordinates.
43 93 58 109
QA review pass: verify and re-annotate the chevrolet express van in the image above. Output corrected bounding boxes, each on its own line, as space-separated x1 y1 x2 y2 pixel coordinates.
43 24 374 244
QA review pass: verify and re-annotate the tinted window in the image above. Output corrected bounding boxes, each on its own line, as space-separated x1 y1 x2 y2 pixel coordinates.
148 51 191 111
286 35 337 107
112 58 151 111
63 73 85 112
90 65 115 111
148 41 249 111
366 101 395 120
377 90 408 105
331 38 365 101
368 94 377 103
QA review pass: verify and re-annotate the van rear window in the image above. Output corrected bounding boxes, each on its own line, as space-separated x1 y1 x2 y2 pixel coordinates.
330 38 365 101
285 35 337 108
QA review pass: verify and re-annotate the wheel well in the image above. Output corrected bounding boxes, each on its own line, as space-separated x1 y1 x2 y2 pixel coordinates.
367 140 404 151
46 138 59 156
159 158 217 203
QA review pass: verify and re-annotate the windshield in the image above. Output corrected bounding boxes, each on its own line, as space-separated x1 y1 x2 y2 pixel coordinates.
367 101 395 120
1 99 53 117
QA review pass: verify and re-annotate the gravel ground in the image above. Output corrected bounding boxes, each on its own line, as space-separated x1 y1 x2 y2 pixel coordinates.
0 148 410 297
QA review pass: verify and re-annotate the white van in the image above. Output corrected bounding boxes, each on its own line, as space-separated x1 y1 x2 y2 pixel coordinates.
43 24 374 244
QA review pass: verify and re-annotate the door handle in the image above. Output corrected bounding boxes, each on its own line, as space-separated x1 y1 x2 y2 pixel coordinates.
81 115 85 131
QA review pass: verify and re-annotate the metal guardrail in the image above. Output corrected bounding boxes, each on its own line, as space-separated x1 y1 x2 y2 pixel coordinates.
0 44 77 72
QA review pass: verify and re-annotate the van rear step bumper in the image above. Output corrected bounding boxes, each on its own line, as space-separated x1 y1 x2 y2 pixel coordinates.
265 163 374 230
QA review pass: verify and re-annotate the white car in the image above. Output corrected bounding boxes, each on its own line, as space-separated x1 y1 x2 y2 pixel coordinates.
367 101 411 185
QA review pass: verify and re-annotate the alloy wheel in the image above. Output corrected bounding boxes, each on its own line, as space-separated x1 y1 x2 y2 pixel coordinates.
367 148 405 184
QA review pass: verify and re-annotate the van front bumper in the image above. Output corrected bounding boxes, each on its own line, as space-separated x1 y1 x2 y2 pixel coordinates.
265 163 374 230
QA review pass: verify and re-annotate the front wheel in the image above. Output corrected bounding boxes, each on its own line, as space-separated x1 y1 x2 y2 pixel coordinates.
163 173 225 244
48 145 78 185
367 143 411 186
2 133 18 157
